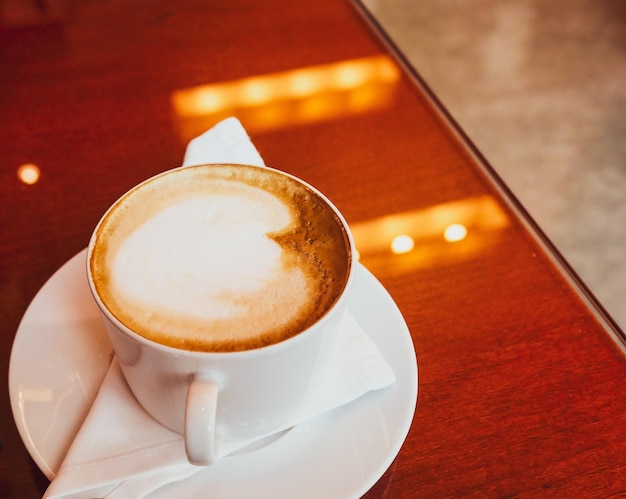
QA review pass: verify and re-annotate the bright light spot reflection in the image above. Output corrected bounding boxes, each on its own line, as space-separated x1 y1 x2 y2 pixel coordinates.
240 79 273 104
444 223 468 242
17 163 41 185
391 234 415 254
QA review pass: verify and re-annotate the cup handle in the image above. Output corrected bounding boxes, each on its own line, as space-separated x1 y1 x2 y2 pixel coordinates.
185 375 219 465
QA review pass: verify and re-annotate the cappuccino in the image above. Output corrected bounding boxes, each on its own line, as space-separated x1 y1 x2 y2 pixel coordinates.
89 164 351 352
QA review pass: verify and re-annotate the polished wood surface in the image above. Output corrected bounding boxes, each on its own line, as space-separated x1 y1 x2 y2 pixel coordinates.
2 1 625 497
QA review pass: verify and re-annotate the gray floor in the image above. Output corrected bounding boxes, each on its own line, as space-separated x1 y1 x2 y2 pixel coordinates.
364 0 626 329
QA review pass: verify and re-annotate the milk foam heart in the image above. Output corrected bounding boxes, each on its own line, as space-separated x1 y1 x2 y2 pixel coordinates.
113 193 292 320
89 164 351 352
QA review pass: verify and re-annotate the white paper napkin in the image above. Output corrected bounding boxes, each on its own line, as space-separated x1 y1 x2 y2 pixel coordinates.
181 116 265 168
43 117 396 499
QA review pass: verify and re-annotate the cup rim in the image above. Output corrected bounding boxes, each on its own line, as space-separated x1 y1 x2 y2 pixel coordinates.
86 162 356 358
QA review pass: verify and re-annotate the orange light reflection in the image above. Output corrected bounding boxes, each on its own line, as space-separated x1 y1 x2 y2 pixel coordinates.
351 196 509 276
171 56 399 138
17 163 41 185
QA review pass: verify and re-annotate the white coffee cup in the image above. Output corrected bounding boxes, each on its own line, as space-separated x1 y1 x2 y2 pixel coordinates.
86 163 355 465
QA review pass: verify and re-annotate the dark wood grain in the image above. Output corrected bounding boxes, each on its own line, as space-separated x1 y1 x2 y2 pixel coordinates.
1 1 624 497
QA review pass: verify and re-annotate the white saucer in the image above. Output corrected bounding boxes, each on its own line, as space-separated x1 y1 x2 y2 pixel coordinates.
9 249 418 498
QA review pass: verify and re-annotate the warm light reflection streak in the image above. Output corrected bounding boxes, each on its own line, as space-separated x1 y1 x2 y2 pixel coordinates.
351 196 509 275
171 56 399 137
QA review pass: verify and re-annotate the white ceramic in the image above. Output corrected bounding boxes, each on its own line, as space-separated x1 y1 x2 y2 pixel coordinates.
9 249 418 498
85 165 357 465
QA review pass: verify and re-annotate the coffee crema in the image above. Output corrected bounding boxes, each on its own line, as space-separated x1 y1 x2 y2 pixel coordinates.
89 164 351 352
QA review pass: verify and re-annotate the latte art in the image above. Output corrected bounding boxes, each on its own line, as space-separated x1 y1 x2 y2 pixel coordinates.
90 164 351 352
113 192 290 320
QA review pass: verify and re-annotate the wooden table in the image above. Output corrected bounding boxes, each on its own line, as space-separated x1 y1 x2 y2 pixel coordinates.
1 0 625 497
